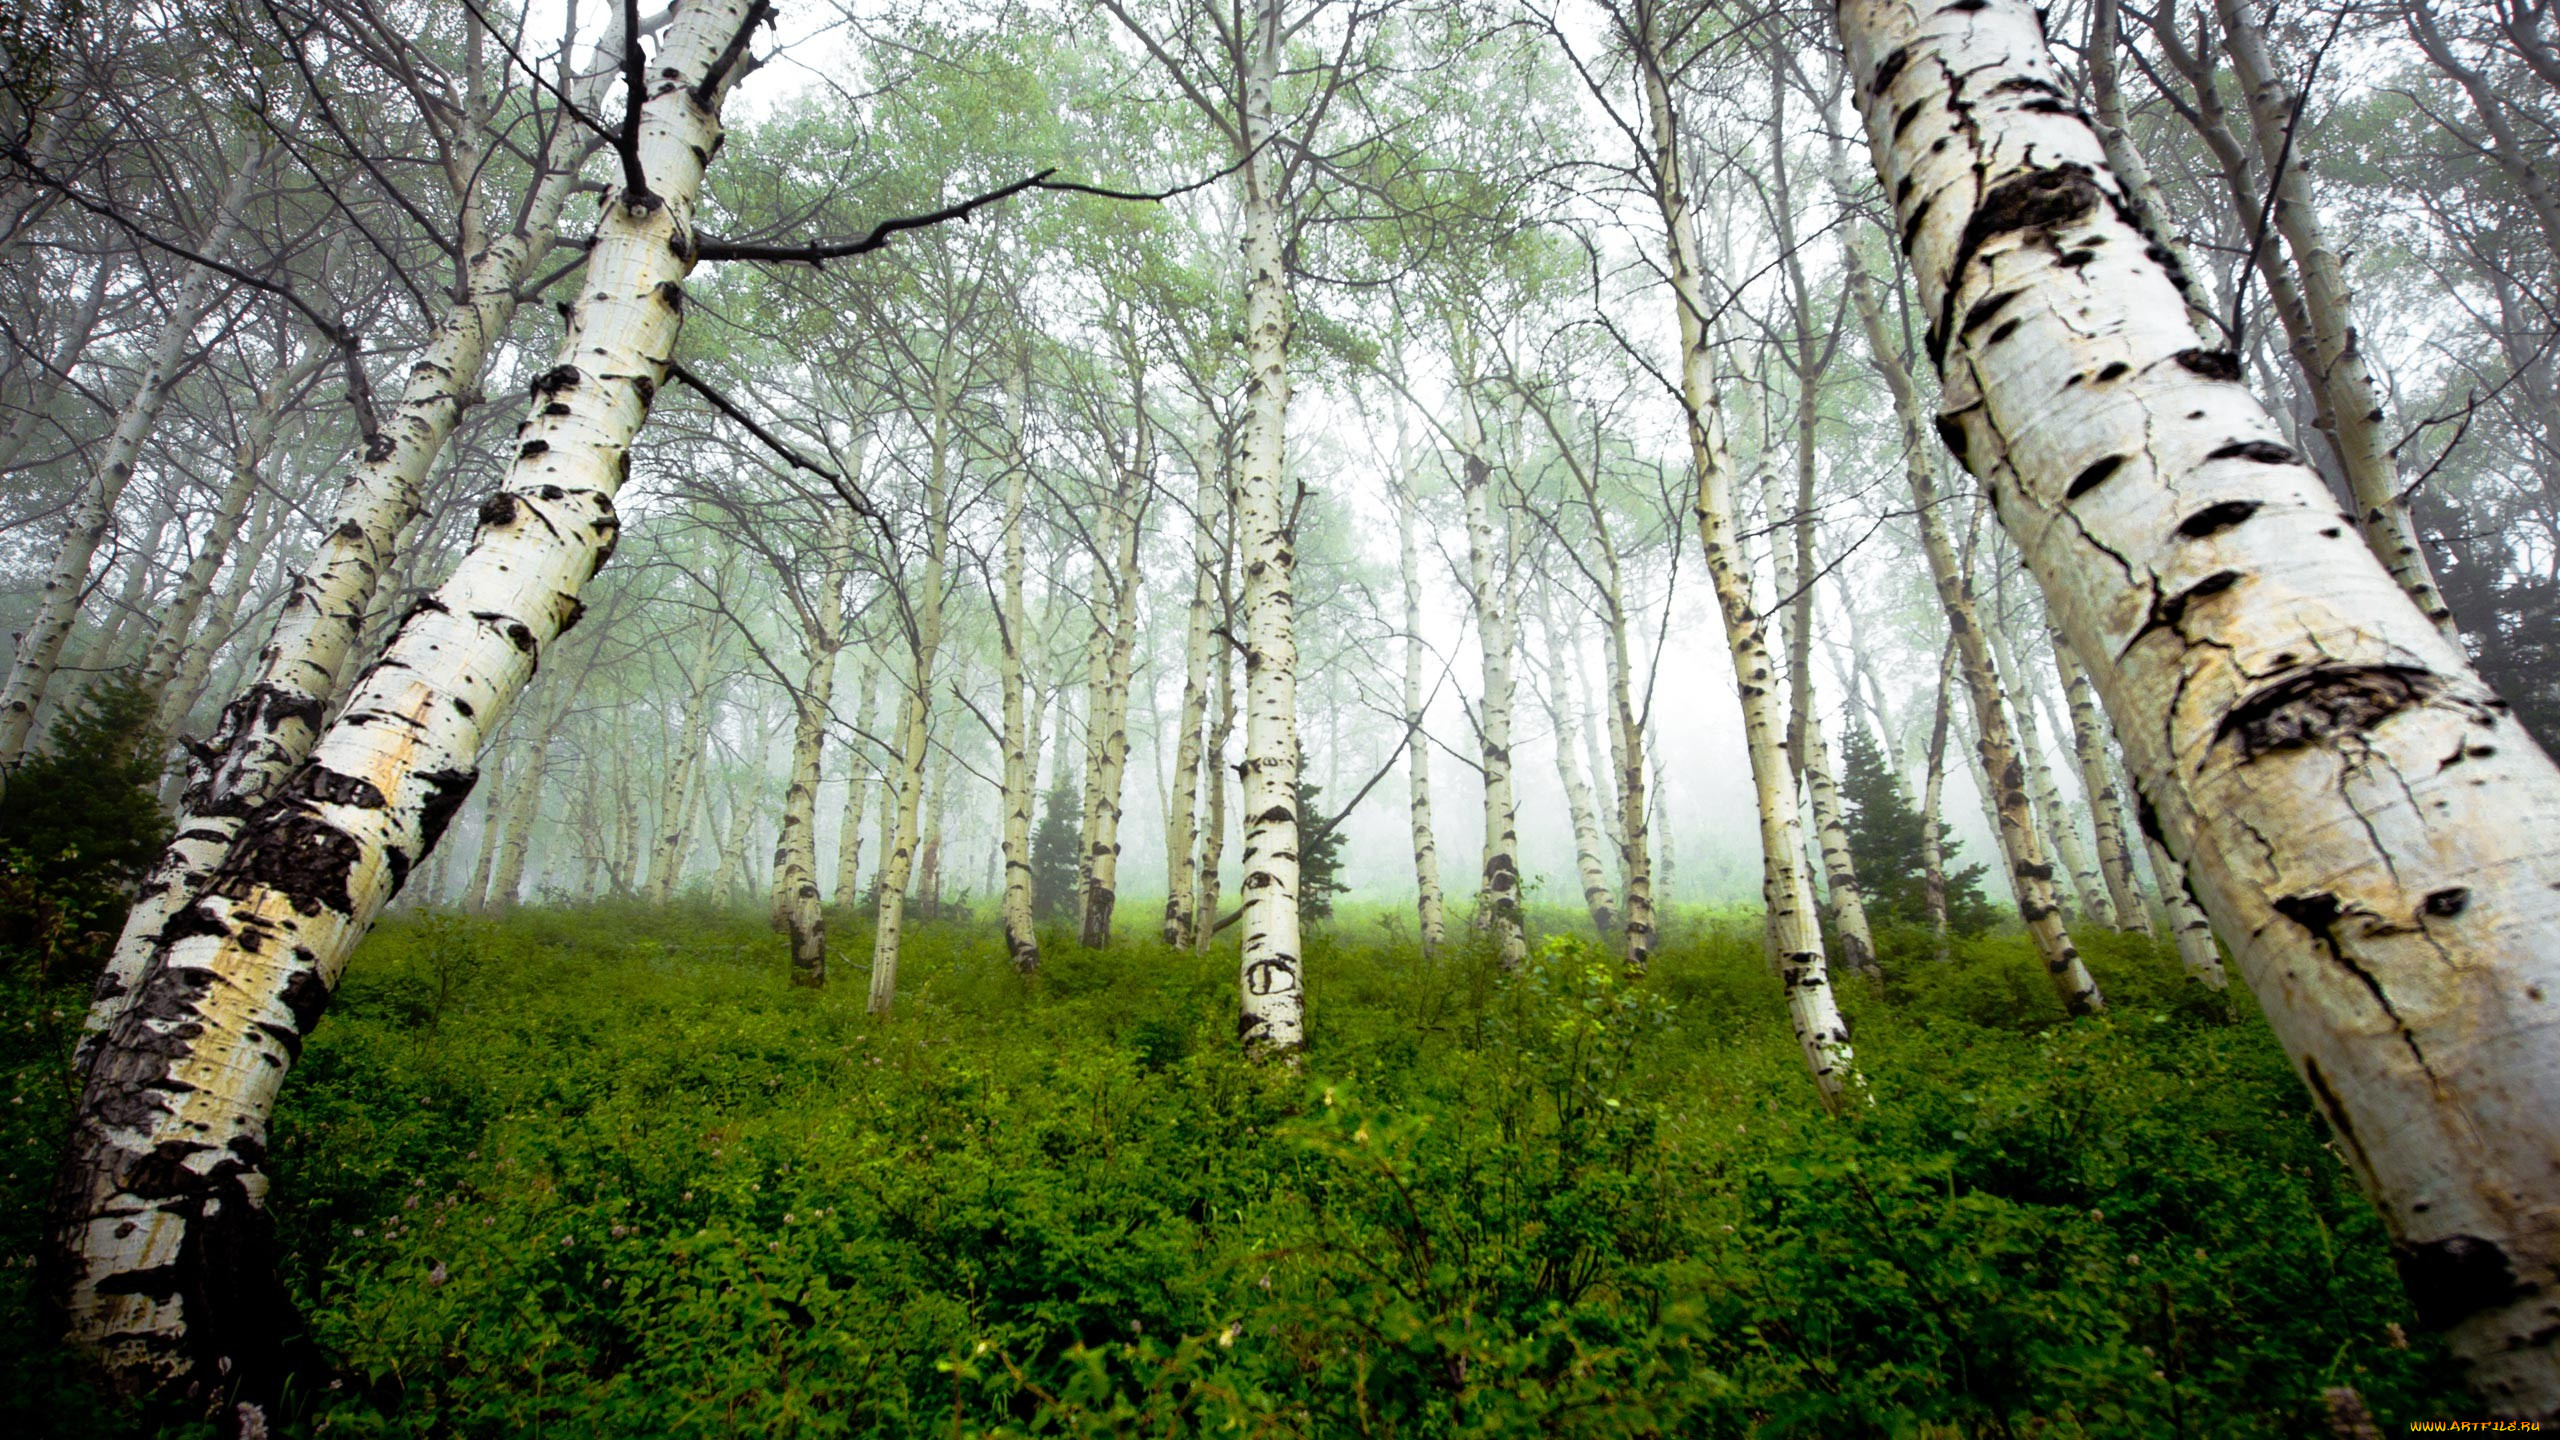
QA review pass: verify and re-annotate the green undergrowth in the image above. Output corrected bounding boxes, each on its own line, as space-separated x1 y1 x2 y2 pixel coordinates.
1 900 2464 1436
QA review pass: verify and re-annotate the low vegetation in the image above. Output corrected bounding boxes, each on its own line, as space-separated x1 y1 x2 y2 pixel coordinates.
2 902 2460 1436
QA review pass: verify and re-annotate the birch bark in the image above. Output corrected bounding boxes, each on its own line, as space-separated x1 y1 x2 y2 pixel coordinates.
773 510 849 985
95 17 641 1040
1233 0 1304 1055
1163 447 1219 948
2051 632 2151 933
646 623 722 904
1828 132 2104 1014
0 146 266 766
1841 0 2560 1404
872 386 953 1013
1001 429 1041 968
1080 454 1144 949
1988 605 2114 927
1634 7 1855 1106
1536 582 1617 940
1458 386 1526 969
53 2 764 1403
836 665 877 907
1397 482 1447 953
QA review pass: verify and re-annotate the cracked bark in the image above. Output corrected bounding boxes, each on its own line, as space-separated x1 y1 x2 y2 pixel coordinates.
1841 0 2560 1407
51 2 764 1406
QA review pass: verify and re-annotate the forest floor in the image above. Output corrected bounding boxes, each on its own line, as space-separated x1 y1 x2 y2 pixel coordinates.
2 901 2468 1437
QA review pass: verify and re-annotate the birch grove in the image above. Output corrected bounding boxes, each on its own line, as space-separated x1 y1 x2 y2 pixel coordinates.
10 0 2560 1421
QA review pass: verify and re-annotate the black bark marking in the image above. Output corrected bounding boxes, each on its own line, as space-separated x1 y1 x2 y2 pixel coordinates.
2174 348 2242 381
1946 165 2101 315
1960 288 2022 340
477 493 520 528
2421 887 2470 919
2395 1235 2525 1330
2158 569 2242 629
2206 439 2297 466
2067 454 2124 499
1893 99 1928 140
1871 45 1911 96
2096 361 2129 382
2176 500 2261 538
1933 411 1971 466
300 768 388 810
1901 194 1933 258
2216 664 2442 762
531 364 583 398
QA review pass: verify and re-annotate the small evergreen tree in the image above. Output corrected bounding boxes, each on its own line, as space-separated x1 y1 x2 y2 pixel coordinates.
0 675 171 977
1297 780 1348 923
1028 780 1082 922
1836 723 1997 937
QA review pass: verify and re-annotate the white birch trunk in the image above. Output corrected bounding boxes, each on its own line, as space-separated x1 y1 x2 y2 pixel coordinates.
2143 828 2229 989
157 489 288 761
836 666 877 908
1536 582 1617 940
1001 438 1041 967
1233 1 1304 1055
1637 16 1855 1107
871 393 952 1013
2051 633 2151 934
773 511 849 985
0 147 266 766
54 4 763 1402
1843 0 2560 1405
1398 483 1447 953
1458 390 1526 969
1163 447 1219 949
1081 462 1143 949
1989 609 2114 928
92 23 638 1042
1828 131 2105 1014
646 623 721 904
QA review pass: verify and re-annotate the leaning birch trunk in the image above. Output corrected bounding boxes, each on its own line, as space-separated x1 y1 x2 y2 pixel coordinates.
158 489 288 751
1635 12 1854 1107
2215 0 2460 642
1000 452 1041 968
1397 483 1448 953
773 512 849 985
0 146 265 768
1536 582 1617 939
1162 452 1218 949
646 622 721 904
2051 633 2150 934
1989 607 2114 928
76 488 179 682
1233 0 1305 1055
135 348 330 720
1081 472 1144 949
1921 636 1956 957
835 665 877 906
92 24 636 1044
871 394 952 1013
1827 131 2104 1014
2144 828 2229 988
1458 392 1526 969
53 3 762 1406
1842 0 2560 1407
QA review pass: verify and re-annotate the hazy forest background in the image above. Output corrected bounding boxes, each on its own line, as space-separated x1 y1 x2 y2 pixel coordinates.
1 0 2556 1432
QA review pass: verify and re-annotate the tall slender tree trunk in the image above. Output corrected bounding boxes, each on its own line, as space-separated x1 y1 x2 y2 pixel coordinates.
1163 446 1219 949
2051 633 2150 934
1197 564 1235 952
1841 0 2560 1405
135 349 329 722
1827 130 2104 1015
92 20 639 1043
1922 635 1955 957
1987 601 2114 928
1636 6 1855 1106
155 486 287 748
1233 0 1305 1055
836 666 877 907
53 6 765 1409
2144 828 2229 988
463 744 509 913
647 623 722 904
1458 382 1526 968
1397 482 1447 953
872 384 953 1014
1000 426 1041 968
774 512 849 986
75 487 179 683
1081 457 1144 949
0 145 266 767
1537 581 1618 939
2214 0 2459 642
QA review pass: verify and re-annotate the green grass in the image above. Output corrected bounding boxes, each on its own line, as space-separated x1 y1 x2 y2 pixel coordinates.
1 900 2465 1436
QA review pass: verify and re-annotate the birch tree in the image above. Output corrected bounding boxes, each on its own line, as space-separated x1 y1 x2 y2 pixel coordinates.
1839 0 2560 1403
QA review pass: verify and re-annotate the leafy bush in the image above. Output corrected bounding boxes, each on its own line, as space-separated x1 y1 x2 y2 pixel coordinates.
0 900 2462 1436
0 675 170 986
